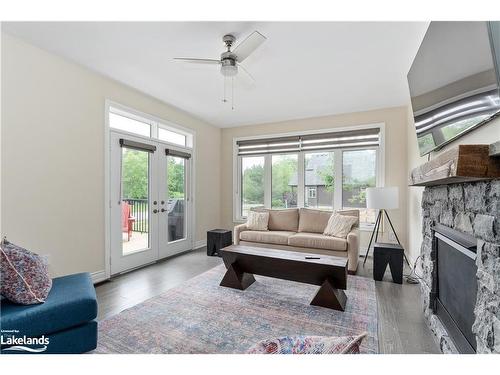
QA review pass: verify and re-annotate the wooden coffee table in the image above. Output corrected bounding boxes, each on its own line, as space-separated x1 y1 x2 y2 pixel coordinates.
218 245 348 311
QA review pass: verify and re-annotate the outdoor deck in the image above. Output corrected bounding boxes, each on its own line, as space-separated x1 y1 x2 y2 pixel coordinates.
123 231 149 255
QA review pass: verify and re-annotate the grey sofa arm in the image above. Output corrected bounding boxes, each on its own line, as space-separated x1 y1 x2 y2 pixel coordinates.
233 223 248 245
346 229 359 274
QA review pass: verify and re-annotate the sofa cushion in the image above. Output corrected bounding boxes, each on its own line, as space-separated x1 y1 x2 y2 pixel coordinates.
337 209 360 228
240 230 296 246
298 208 332 233
288 232 347 251
0 273 98 339
268 209 299 232
253 208 299 232
324 213 359 238
246 211 269 231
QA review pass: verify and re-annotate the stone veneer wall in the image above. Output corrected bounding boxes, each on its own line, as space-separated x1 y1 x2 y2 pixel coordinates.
419 179 500 353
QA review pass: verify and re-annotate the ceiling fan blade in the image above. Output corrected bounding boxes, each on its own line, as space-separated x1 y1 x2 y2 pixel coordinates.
233 31 267 62
173 58 221 65
238 63 256 84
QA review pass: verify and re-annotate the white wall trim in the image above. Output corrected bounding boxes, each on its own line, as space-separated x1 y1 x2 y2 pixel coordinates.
91 270 107 284
232 137 240 223
193 239 207 249
104 99 197 276
104 100 112 281
378 122 386 188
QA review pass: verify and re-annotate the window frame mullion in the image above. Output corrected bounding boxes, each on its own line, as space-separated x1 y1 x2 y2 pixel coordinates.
333 149 343 210
297 152 305 208
264 154 272 209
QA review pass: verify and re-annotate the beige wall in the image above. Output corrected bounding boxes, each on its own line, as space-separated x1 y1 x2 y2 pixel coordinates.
406 105 426 264
1 33 221 278
406 105 500 264
221 106 409 249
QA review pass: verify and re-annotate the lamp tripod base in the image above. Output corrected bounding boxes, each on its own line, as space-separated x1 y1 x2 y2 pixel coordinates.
363 209 410 267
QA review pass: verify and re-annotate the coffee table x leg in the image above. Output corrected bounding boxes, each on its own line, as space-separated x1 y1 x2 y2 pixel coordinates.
220 263 256 290
310 278 347 311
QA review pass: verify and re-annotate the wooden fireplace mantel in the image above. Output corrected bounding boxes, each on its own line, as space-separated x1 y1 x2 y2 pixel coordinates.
409 144 500 187
491 141 500 157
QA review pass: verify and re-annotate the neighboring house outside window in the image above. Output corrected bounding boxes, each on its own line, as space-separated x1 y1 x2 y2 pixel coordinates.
308 187 317 199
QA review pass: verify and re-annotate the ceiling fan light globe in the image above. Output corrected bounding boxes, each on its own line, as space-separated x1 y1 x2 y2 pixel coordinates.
220 64 238 77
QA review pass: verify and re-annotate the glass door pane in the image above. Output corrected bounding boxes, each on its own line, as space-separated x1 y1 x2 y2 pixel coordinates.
304 152 334 209
167 156 186 242
121 147 150 254
271 154 298 209
110 132 158 276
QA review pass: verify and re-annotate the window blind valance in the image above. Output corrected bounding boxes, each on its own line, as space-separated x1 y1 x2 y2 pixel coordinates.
236 128 380 155
165 148 191 159
119 139 156 152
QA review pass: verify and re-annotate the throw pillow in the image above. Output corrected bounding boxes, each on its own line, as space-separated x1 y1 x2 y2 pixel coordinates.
0 240 52 305
246 211 269 231
323 213 358 238
246 332 367 354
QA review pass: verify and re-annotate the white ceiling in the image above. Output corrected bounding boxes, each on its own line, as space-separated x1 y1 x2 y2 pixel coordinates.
2 22 428 127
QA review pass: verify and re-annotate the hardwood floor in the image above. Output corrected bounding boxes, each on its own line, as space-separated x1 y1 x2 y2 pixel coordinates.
357 258 440 354
95 248 440 354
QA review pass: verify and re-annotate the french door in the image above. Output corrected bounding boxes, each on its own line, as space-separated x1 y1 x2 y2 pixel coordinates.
110 132 192 275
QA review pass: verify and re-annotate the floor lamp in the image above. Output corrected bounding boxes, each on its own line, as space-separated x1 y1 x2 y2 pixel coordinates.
363 187 410 266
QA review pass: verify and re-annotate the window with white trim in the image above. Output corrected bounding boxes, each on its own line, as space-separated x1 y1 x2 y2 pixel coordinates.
108 104 193 148
235 126 383 229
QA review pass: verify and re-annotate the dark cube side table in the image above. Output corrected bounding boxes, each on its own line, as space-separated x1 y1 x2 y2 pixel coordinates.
207 229 232 256
373 242 404 284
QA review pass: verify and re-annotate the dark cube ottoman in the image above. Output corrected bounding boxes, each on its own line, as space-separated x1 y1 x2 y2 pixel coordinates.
207 229 232 256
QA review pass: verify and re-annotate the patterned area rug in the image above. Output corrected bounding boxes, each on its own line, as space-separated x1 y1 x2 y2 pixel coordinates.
95 265 378 353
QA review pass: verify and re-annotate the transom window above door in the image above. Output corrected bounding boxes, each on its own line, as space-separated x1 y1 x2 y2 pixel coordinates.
234 125 384 230
108 103 193 148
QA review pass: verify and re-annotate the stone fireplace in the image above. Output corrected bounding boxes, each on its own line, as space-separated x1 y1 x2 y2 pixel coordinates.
419 180 500 353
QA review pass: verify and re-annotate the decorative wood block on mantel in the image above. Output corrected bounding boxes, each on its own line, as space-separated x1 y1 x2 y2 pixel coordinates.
409 144 500 187
491 141 500 157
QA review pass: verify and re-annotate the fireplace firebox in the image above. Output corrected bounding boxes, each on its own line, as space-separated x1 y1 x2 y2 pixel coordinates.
430 224 478 353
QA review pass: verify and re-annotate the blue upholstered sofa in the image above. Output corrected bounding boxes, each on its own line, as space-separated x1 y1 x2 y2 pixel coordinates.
1 272 98 354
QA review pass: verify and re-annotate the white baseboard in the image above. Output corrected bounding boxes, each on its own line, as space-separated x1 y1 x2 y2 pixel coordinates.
91 270 107 284
193 239 207 249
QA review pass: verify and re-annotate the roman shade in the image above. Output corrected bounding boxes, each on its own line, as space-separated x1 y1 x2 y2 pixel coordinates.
165 149 191 159
119 139 156 152
237 128 380 155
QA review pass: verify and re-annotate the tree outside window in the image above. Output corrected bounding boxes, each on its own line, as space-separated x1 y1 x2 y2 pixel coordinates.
272 154 298 208
241 156 265 217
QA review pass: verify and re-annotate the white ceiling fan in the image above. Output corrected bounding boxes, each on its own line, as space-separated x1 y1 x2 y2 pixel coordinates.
174 31 267 108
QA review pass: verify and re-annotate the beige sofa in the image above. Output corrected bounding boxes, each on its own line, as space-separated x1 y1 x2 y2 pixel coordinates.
234 208 360 274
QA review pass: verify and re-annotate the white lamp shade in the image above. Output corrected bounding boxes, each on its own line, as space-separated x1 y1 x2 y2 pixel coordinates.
366 187 399 210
